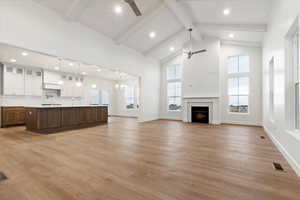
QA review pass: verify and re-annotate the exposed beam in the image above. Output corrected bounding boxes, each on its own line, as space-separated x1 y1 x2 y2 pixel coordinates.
144 28 186 55
163 0 202 41
65 0 94 21
221 39 262 48
197 23 267 32
114 3 165 44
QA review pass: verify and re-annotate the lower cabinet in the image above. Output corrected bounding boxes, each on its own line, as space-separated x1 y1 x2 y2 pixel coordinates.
1 107 25 127
25 106 108 133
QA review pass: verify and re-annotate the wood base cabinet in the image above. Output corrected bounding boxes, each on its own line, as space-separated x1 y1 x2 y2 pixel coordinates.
1 107 25 127
25 106 108 134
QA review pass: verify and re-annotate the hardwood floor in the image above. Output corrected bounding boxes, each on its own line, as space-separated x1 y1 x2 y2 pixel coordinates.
0 117 300 200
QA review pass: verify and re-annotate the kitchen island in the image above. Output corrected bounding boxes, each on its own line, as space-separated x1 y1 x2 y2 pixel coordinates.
25 105 108 133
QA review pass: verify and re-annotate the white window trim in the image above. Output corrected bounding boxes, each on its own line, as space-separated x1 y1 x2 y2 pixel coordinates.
166 65 182 112
285 15 300 137
227 55 250 115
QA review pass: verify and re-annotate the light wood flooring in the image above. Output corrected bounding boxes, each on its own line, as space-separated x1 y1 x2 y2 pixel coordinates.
0 117 300 200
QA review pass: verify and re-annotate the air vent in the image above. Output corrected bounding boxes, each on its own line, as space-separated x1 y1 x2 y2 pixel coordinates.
0 172 8 182
273 162 285 172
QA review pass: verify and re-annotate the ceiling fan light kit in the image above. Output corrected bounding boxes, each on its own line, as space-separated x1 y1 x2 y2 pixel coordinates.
185 28 207 59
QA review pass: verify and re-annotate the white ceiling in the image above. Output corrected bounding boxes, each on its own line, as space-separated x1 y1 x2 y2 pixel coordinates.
32 0 274 61
0 43 137 81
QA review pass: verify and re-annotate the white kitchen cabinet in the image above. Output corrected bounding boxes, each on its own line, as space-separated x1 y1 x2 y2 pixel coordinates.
60 75 84 98
3 65 25 95
25 69 42 96
44 70 61 84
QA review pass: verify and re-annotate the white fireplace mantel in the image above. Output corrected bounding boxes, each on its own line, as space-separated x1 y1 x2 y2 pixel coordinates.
182 97 221 124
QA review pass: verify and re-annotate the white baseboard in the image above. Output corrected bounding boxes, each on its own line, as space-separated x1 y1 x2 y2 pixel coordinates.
264 126 300 177
222 120 262 126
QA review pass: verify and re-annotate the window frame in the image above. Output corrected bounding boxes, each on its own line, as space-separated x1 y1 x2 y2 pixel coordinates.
166 64 182 112
269 57 275 121
124 86 136 110
227 55 250 115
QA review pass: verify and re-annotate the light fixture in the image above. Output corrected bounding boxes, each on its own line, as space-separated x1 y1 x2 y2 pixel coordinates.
170 46 175 52
149 31 156 38
21 52 28 56
97 68 102 72
57 80 64 85
115 84 120 89
69 63 74 66
91 84 97 89
82 72 87 75
76 82 82 87
10 59 17 63
54 66 60 71
114 5 123 14
223 8 231 16
229 33 235 38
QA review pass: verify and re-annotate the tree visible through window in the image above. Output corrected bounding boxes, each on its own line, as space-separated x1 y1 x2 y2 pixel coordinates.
124 87 135 109
167 64 182 111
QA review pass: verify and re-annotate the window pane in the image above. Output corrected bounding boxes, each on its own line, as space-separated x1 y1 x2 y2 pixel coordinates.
228 56 239 73
238 96 249 113
168 82 181 97
167 64 182 80
168 97 181 111
228 78 238 95
238 56 250 73
229 96 239 112
239 77 249 95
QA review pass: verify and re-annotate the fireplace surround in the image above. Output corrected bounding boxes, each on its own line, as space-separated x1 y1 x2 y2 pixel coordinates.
182 97 221 124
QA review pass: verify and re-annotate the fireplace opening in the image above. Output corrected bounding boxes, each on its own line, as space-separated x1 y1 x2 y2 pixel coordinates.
192 106 209 123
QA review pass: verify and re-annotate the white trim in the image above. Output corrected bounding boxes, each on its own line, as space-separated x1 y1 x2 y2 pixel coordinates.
264 126 300 177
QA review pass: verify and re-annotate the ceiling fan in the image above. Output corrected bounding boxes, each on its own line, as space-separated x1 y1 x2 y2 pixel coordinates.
184 28 207 59
124 0 142 16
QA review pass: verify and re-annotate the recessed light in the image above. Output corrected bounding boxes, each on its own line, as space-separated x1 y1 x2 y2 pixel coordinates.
170 46 175 52
91 84 97 89
21 52 28 56
76 82 82 87
114 5 123 14
82 72 87 75
229 33 235 38
58 80 64 85
97 68 102 72
10 59 16 63
69 63 74 66
54 66 60 71
223 8 231 16
149 31 156 38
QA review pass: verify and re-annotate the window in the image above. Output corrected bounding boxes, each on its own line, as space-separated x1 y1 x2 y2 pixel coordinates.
100 91 109 105
269 58 275 120
228 77 249 113
228 56 250 73
167 64 182 111
125 87 135 109
292 31 300 129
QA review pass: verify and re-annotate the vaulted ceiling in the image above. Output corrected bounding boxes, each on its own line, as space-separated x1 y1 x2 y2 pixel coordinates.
32 0 274 61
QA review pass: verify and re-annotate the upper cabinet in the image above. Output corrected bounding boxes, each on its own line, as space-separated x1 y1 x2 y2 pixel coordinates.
25 69 43 96
3 64 43 96
3 65 25 95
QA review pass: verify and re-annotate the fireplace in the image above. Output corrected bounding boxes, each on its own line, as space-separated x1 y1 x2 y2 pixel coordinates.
192 106 209 123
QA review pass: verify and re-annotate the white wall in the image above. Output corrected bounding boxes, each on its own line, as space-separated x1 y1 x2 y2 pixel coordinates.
0 0 160 122
182 37 221 98
220 45 262 126
159 37 220 120
262 0 300 176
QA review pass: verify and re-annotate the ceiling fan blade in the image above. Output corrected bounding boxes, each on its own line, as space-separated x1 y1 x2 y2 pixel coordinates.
192 49 207 55
125 0 142 16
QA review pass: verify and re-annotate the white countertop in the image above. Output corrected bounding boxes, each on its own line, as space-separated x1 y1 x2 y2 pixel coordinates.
2 105 108 108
